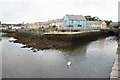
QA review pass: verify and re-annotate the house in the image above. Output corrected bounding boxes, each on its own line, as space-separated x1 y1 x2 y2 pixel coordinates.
11 26 22 29
25 23 33 29
50 19 63 29
49 20 55 27
11 24 26 30
54 19 63 29
32 22 40 29
87 21 107 29
39 19 63 29
63 14 87 28
109 22 118 28
39 21 50 28
1 24 8 30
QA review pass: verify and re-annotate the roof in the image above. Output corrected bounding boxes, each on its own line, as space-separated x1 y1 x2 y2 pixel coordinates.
53 18 63 23
87 21 104 25
38 21 50 25
66 14 86 21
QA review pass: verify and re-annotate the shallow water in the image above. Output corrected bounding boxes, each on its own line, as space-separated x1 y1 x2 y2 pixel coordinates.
1 34 118 78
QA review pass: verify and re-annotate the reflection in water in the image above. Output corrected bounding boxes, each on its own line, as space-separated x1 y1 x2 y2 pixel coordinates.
2 34 118 78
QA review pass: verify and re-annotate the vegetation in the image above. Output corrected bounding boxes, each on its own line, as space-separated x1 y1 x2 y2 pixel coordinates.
85 15 102 21
68 25 73 27
52 25 56 28
103 20 112 26
48 25 56 29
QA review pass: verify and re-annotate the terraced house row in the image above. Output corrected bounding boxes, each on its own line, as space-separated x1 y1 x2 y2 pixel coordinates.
29 14 107 29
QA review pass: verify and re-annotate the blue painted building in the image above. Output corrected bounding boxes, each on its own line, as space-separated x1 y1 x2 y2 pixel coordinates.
63 14 87 28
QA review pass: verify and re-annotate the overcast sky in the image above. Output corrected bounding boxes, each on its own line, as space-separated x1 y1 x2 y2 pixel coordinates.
0 0 119 23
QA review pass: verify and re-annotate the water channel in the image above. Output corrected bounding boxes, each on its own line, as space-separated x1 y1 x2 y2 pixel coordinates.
1 32 118 78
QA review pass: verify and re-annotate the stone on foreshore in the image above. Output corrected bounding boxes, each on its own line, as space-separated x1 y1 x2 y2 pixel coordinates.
112 63 118 71
110 70 118 78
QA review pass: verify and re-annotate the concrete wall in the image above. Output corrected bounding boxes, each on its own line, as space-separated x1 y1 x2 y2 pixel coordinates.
43 31 109 42
110 38 120 79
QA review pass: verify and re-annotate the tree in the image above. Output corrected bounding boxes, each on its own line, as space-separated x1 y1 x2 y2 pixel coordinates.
93 16 100 21
85 15 102 21
85 15 92 21
103 20 112 26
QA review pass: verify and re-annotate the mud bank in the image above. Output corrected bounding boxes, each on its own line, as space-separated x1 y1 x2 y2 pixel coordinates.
2 31 113 51
9 32 70 51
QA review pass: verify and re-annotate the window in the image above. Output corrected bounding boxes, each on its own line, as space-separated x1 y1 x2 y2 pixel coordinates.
78 24 82 27
72 20 74 23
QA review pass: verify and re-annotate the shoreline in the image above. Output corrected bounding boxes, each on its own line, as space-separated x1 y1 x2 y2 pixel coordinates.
10 32 70 51
2 30 112 51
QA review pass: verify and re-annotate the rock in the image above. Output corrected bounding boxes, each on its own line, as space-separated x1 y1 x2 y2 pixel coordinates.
110 70 118 78
32 48 37 52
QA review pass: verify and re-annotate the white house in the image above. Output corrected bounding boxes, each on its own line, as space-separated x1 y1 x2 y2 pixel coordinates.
50 19 63 29
87 21 107 29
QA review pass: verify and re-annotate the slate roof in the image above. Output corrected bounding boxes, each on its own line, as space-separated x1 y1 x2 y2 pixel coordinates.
66 14 86 21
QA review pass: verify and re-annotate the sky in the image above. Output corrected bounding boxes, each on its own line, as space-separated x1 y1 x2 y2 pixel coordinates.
0 0 119 23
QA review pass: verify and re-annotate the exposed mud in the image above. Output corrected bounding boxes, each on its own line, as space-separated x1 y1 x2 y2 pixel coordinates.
8 32 70 50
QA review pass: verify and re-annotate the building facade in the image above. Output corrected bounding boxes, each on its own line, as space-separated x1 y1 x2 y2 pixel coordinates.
32 23 40 29
109 22 118 28
63 14 87 28
39 21 50 28
87 21 107 29
52 19 63 29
